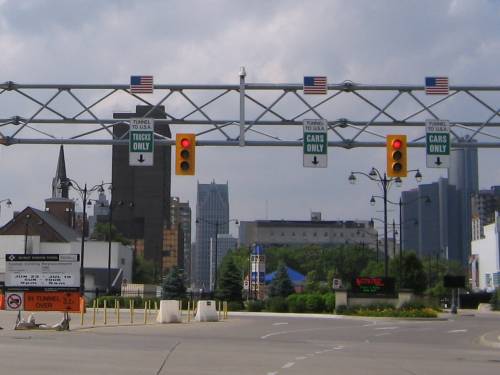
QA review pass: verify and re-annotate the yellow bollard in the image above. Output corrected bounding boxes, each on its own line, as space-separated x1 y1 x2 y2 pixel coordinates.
187 300 191 323
117 300 120 324
154 301 158 313
130 300 134 324
80 300 85 326
104 300 107 325
224 301 228 319
92 299 97 326
144 301 148 324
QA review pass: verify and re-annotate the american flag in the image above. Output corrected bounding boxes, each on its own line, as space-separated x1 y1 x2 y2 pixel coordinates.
130 75 154 94
425 76 449 95
303 76 327 94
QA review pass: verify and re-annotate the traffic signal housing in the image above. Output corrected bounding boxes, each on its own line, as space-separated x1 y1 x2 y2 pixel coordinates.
175 133 196 175
386 134 407 177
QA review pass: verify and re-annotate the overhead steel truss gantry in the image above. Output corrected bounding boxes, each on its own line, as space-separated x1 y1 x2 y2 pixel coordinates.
2 73 500 149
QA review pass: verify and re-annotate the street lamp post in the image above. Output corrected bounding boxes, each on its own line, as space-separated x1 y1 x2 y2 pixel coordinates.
371 194 430 286
61 179 110 296
0 198 12 218
351 167 422 277
196 217 239 292
24 214 31 255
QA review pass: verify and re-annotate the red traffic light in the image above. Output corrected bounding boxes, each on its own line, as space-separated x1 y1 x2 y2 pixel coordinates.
392 139 402 149
180 138 191 148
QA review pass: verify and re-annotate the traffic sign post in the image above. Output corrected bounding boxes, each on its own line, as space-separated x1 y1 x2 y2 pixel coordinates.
426 119 450 168
129 118 154 166
5 292 24 311
303 119 328 168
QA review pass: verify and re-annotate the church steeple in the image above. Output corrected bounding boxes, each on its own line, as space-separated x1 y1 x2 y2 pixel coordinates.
52 145 68 198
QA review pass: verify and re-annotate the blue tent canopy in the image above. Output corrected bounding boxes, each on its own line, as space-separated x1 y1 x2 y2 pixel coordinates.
265 266 305 284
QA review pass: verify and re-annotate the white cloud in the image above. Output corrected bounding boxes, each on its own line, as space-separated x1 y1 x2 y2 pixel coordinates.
1 0 500 238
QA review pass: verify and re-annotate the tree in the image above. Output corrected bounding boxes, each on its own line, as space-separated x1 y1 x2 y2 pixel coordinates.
216 255 243 302
305 270 320 292
399 252 427 293
161 266 186 299
268 262 294 298
91 222 130 245
133 255 156 284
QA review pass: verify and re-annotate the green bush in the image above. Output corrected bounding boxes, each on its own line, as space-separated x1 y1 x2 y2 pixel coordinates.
287 294 307 313
266 297 289 312
227 301 244 311
246 300 265 312
491 288 500 311
323 293 336 313
305 293 325 313
334 303 438 318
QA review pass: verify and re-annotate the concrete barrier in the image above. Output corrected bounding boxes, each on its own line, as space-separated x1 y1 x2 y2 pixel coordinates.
195 300 218 322
156 300 181 323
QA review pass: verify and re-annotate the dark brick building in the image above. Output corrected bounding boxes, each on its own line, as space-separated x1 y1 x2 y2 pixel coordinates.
112 105 172 277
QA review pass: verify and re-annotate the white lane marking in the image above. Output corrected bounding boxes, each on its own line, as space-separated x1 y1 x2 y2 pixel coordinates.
447 329 467 333
272 322 289 326
375 333 391 337
333 345 344 350
267 372 278 375
282 362 295 369
315 351 322 354
306 353 315 357
295 356 307 360
375 326 399 330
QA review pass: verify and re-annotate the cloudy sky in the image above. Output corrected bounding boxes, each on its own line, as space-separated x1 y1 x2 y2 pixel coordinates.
1 0 500 237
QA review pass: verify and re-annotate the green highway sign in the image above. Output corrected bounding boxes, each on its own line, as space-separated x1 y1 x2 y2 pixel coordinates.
303 119 328 168
129 118 154 166
425 119 450 168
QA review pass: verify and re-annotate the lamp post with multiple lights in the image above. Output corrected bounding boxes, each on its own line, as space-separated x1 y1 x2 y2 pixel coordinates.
60 179 111 295
349 167 422 277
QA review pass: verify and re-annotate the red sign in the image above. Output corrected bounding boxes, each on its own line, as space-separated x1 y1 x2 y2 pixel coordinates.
24 291 80 312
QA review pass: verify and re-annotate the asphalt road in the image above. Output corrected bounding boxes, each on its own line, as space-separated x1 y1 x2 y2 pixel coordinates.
0 310 499 374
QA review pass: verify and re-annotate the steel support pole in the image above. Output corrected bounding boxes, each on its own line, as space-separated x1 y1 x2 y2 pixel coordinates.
239 67 246 146
214 222 219 292
80 184 87 296
392 219 396 258
24 214 31 255
107 201 113 294
399 198 403 287
383 174 388 278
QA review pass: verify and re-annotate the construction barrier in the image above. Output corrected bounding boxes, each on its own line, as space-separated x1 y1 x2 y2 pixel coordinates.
156 300 181 323
0 294 5 310
195 300 218 322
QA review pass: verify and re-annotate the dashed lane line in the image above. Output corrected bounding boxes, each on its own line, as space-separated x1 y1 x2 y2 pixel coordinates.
374 326 399 330
447 329 467 333
282 362 295 369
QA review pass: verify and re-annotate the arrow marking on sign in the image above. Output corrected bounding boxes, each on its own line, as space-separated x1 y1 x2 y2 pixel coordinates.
312 156 319 165
435 157 442 166
138 154 145 163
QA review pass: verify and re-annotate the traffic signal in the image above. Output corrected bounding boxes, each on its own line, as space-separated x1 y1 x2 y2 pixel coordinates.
386 135 407 177
175 133 196 175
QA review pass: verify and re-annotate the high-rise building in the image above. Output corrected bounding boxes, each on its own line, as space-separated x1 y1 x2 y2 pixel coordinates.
401 178 459 259
471 186 500 237
448 137 479 265
170 197 192 281
162 226 184 273
193 181 229 291
112 105 171 278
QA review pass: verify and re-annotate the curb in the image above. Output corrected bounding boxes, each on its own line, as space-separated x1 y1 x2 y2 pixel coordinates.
228 311 448 321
